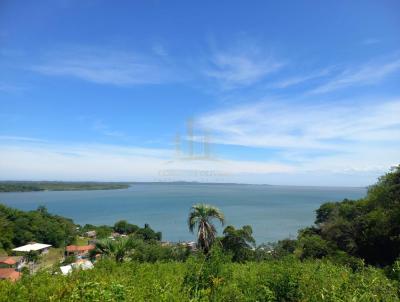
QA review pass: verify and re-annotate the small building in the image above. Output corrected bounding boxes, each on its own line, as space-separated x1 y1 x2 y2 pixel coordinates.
84 230 97 238
60 264 73 275
187 241 197 251
0 268 21 282
180 241 197 251
74 259 94 270
65 245 95 257
0 256 25 270
59 259 93 276
12 243 52 254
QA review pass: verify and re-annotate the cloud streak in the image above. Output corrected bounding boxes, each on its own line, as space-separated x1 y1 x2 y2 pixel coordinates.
195 97 400 175
310 58 400 94
205 44 284 89
197 98 400 148
269 68 332 89
0 141 295 182
32 46 178 86
0 138 394 186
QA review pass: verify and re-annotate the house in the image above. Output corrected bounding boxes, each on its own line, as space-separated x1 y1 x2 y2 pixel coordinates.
74 259 94 270
59 259 94 275
108 232 127 240
180 241 197 251
110 232 121 238
0 268 21 282
12 242 52 254
0 256 25 270
84 230 97 238
65 245 95 257
60 264 73 275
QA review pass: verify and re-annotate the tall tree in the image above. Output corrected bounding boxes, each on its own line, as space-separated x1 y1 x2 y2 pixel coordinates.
221 225 256 262
188 204 225 253
313 165 400 265
94 237 137 262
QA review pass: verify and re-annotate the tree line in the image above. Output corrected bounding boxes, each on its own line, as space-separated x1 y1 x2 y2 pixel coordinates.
0 205 76 250
1 166 399 269
0 181 129 192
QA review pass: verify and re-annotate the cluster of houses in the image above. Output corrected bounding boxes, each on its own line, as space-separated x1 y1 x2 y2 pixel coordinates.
0 240 96 281
0 242 52 282
60 243 95 275
1 230 198 282
0 256 24 281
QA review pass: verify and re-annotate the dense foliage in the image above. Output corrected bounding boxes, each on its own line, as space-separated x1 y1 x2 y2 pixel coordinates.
0 205 76 250
294 165 400 266
1 167 399 300
0 256 398 301
220 225 255 262
0 181 129 192
80 223 114 239
79 220 162 241
92 236 189 263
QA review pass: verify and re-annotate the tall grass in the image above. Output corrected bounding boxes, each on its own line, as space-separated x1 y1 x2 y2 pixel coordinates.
0 257 398 301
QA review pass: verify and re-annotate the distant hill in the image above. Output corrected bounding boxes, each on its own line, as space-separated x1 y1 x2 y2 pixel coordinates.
0 181 130 192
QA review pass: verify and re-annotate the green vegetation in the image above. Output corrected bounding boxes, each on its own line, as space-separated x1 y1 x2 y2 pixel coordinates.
188 204 225 253
37 248 64 270
221 225 255 262
92 237 190 263
94 237 137 263
80 223 114 239
290 165 400 266
79 220 162 241
0 256 398 301
0 181 130 192
0 205 76 250
1 166 400 301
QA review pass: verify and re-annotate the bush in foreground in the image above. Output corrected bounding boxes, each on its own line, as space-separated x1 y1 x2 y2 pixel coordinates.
0 257 398 301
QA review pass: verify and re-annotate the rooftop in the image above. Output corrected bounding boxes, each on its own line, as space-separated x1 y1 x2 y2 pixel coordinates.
12 243 52 252
66 245 95 252
0 256 23 265
0 268 21 281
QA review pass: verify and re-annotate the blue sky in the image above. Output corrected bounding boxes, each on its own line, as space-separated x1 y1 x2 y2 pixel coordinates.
1 0 400 186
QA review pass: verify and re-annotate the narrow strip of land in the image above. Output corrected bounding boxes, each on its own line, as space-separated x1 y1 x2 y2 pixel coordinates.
0 181 130 192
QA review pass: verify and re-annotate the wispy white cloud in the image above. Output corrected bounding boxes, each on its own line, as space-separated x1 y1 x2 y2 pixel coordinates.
310 58 400 94
195 97 400 175
91 119 125 138
32 46 178 86
0 141 294 182
362 38 380 45
197 98 400 148
152 44 168 57
0 135 47 142
0 138 394 185
205 44 284 89
269 68 332 89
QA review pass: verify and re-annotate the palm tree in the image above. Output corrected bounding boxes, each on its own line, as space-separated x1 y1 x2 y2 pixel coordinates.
95 237 136 262
188 204 225 253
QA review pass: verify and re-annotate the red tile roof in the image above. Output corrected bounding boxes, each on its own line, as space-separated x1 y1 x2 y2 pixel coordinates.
0 257 16 265
0 268 21 281
66 245 95 252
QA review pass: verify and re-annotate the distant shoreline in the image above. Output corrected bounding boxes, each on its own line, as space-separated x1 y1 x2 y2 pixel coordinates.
0 181 130 193
0 180 366 193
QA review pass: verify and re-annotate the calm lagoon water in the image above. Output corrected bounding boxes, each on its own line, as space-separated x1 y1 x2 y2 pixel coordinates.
0 184 366 244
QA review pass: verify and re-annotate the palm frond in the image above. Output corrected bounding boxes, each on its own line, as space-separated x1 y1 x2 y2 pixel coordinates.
188 203 225 253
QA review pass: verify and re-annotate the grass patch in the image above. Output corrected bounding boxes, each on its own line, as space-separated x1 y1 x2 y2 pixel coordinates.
75 237 90 246
37 248 64 270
